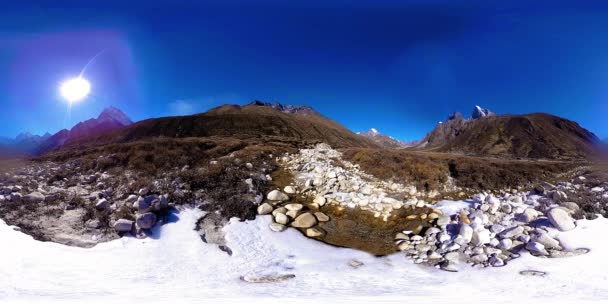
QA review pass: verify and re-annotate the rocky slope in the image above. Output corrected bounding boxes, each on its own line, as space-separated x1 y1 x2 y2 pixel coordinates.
416 106 600 160
57 102 379 151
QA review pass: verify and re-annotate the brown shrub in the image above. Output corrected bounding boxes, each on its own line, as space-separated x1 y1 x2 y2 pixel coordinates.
341 148 585 192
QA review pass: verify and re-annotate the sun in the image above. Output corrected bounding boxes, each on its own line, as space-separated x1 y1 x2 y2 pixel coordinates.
60 77 91 103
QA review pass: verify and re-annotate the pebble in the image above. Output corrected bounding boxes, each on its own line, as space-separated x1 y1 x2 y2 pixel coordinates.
305 227 325 237
459 224 473 243
283 186 296 194
274 212 290 225
314 212 330 222
269 223 287 232
284 203 303 211
267 190 289 201
291 213 317 228
257 203 273 215
525 241 549 256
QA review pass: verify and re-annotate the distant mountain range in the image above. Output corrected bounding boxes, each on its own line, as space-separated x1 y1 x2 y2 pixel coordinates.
356 128 418 149
0 103 603 161
1 106 133 156
414 106 600 160
53 101 378 152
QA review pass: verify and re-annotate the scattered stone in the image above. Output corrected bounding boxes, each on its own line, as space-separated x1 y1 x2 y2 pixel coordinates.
85 219 102 229
96 198 108 210
518 208 538 223
489 255 505 267
269 223 287 232
499 226 524 239
531 231 561 250
283 186 296 194
471 229 491 246
314 212 330 222
291 213 317 228
313 196 326 206
267 190 289 201
526 241 549 256
284 203 303 211
349 260 364 268
458 224 473 243
136 212 157 229
270 223 287 232
257 203 273 215
437 216 451 227
274 212 290 225
114 219 134 232
23 192 45 203
305 227 325 237
547 208 576 231
498 238 513 250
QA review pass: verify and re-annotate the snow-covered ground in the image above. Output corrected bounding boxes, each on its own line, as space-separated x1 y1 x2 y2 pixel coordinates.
1 206 607 304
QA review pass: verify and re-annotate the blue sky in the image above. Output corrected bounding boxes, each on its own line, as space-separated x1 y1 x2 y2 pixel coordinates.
1 0 607 141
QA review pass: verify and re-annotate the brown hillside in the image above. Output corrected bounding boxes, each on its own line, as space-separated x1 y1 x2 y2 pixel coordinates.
56 103 378 151
416 113 599 160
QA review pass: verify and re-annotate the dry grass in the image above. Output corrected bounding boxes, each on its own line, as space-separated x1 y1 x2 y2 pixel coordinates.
341 148 586 193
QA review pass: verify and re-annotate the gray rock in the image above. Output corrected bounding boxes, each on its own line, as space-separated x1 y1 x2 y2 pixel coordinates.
9 192 22 202
525 241 549 256
125 194 138 203
283 186 296 194
23 192 45 203
257 203 273 215
305 227 325 237
136 195 158 213
444 251 460 262
499 226 524 239
136 212 157 229
440 261 458 272
96 198 108 210
291 213 317 228
489 255 505 267
490 224 505 234
85 219 102 229
458 224 473 243
272 207 287 216
284 203 303 211
314 212 330 222
274 212 290 225
114 219 134 232
471 229 491 246
269 223 287 232
531 231 561 249
313 196 326 206
547 208 576 231
470 253 488 264
437 216 451 227
267 190 289 201
518 208 538 223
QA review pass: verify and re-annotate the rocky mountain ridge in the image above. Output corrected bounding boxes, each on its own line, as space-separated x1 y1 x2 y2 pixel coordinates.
1 107 133 156
415 106 599 160
357 128 418 149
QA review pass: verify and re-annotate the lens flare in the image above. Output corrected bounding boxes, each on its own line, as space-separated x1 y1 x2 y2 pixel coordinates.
60 77 91 103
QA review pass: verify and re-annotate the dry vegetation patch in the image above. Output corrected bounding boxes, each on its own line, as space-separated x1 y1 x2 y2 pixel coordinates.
341 148 586 195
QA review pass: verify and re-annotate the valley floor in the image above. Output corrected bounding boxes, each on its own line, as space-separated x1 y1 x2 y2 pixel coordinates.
1 206 607 304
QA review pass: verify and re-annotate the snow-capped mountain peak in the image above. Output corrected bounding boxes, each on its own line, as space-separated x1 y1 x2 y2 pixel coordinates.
98 106 133 126
370 128 379 135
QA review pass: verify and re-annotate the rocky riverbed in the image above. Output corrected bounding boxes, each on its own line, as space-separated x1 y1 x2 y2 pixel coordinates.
258 143 606 270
